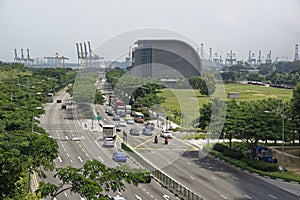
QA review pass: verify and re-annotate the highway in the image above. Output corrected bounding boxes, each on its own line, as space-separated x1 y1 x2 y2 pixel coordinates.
39 89 178 200
99 79 299 200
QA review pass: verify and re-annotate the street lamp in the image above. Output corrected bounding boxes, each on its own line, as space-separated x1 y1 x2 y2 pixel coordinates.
264 100 285 175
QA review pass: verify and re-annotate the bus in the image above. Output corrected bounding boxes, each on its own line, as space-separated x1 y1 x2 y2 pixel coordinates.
134 112 144 123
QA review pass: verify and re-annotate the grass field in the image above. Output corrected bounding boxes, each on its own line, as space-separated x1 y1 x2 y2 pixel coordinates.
158 83 293 128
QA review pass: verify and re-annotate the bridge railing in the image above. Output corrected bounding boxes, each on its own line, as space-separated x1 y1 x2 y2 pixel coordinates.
121 143 203 200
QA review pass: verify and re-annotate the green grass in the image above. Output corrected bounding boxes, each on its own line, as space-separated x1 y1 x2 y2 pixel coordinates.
204 145 300 183
158 83 293 128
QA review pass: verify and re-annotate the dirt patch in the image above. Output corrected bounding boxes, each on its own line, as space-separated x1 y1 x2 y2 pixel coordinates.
272 148 300 176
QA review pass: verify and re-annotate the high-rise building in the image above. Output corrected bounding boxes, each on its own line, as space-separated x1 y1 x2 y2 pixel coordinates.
131 39 202 79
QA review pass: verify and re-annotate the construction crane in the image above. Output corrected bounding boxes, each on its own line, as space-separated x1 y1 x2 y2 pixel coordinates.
44 52 69 68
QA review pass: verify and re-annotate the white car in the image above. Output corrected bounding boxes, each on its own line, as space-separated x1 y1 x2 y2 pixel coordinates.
161 131 172 138
118 118 127 127
127 118 134 124
103 137 115 147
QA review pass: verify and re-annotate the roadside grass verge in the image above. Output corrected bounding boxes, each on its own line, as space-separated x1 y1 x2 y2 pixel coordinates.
204 145 300 183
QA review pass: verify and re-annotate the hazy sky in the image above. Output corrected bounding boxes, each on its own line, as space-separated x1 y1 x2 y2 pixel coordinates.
1 0 299 63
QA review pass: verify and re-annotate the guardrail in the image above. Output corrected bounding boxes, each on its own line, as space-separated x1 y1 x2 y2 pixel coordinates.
121 143 203 200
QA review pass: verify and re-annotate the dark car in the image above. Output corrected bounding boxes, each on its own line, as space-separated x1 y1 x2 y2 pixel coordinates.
129 128 140 136
57 99 62 103
61 104 67 109
145 122 155 130
142 128 153 136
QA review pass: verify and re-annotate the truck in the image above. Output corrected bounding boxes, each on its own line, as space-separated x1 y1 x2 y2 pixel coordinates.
102 125 116 139
115 101 126 116
109 95 116 106
125 105 132 114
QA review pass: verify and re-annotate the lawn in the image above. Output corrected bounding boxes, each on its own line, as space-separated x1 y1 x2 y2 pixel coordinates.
158 83 293 128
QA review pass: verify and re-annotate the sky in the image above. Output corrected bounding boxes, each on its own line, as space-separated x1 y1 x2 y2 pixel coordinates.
0 0 300 63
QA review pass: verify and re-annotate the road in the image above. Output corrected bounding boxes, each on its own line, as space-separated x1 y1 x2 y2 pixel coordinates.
101 102 299 200
39 89 178 200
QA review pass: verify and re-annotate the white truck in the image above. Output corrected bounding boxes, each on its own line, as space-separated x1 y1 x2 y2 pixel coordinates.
125 105 132 114
102 125 116 139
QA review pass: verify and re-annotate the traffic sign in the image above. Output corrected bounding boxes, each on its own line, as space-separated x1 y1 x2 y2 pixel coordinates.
93 116 101 120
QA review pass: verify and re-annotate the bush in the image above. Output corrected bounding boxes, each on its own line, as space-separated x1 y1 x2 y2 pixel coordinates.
223 149 244 160
244 159 278 172
213 143 228 153
194 134 206 140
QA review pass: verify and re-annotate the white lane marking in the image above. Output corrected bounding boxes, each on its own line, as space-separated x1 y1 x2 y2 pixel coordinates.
72 133 75 137
58 157 62 163
189 176 195 180
187 162 191 165
98 156 104 162
232 176 239 180
135 194 142 200
66 153 70 158
61 144 64 148
220 194 228 199
82 148 86 153
268 194 278 199
64 192 67 197
78 156 83 163
150 195 154 198
79 144 82 148
85 152 89 158
244 194 252 199
82 136 85 139
65 136 68 140
63 148 67 152
211 176 217 180
70 159 73 163
143 188 146 191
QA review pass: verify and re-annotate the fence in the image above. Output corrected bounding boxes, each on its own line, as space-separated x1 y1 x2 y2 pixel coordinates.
121 143 203 200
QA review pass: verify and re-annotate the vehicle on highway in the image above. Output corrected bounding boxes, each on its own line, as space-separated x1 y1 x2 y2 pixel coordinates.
115 124 122 132
105 107 111 113
46 93 54 102
56 99 62 103
126 118 134 124
134 112 144 123
70 137 81 141
112 151 127 162
107 109 115 116
103 125 116 139
161 131 172 138
103 137 115 147
129 128 140 136
61 104 67 109
145 122 155 130
142 128 153 136
113 114 120 121
118 118 126 127
110 195 126 200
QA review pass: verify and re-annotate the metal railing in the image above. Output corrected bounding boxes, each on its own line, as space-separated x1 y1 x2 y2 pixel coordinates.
121 143 203 200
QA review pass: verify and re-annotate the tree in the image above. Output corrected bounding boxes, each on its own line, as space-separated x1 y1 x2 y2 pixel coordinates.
37 160 146 200
291 83 300 143
188 75 216 96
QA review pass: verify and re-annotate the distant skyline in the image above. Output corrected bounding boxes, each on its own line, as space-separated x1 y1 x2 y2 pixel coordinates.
0 0 299 63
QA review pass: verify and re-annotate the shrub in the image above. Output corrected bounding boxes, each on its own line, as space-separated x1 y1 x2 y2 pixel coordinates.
194 134 206 140
244 159 278 172
223 149 244 160
213 143 228 153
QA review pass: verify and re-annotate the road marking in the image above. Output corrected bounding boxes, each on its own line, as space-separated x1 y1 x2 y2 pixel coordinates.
61 144 64 148
187 162 191 165
150 195 154 198
173 136 199 150
65 136 68 140
82 136 85 139
220 194 228 199
133 137 154 149
268 194 277 199
64 192 68 197
85 152 89 158
66 153 70 158
143 188 146 191
135 194 142 200
78 156 83 163
98 156 104 162
70 159 73 163
58 157 62 163
211 176 217 180
147 192 150 195
163 194 169 199
79 144 82 148
82 148 86 152
244 194 252 199
190 176 195 180
232 176 239 180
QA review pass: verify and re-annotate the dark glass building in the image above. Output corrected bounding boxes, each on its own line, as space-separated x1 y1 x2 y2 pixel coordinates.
131 39 202 79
